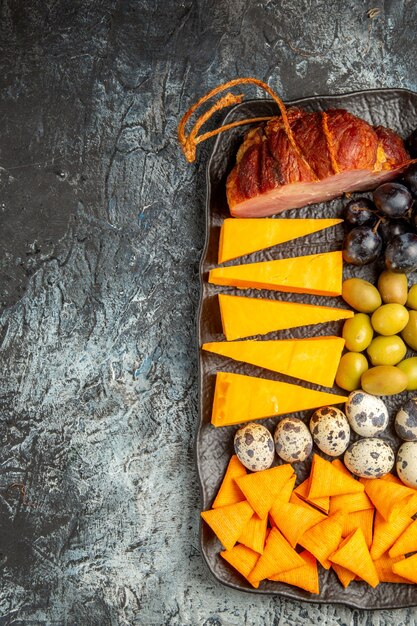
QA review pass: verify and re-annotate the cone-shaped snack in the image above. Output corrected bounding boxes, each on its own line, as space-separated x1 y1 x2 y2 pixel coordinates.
212 455 247 508
201 500 253 550
269 500 324 548
269 550 320 594
332 563 356 588
289 492 327 519
342 509 375 549
364 478 416 521
220 544 260 588
329 491 374 515
392 553 417 584
236 464 295 519
373 553 413 584
275 473 297 503
299 511 345 569
294 478 329 513
389 519 417 559
308 455 364 500
370 511 413 560
329 528 379 588
238 513 268 555
248 527 305 584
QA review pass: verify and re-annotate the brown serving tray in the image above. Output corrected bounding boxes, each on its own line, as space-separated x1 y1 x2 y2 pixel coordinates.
196 88 417 608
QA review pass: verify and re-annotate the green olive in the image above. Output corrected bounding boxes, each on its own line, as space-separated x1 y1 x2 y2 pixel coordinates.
397 357 417 391
406 284 417 310
366 335 407 366
371 304 409 336
401 310 417 350
361 365 408 396
342 278 382 313
342 314 373 352
377 270 408 305
335 352 369 391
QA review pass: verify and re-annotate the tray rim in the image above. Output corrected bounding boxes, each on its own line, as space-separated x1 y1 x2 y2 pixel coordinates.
195 87 417 609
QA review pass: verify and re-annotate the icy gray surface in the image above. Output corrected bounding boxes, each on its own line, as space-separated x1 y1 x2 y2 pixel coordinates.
0 1 416 624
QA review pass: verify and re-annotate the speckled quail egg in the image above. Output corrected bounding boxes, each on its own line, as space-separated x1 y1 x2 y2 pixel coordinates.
274 417 312 463
309 407 351 457
396 442 417 488
395 398 417 441
344 438 395 478
234 423 275 471
345 390 389 437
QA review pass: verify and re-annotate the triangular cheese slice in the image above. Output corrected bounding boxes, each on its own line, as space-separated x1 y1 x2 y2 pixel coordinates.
392 553 417 584
203 336 345 388
298 511 345 569
209 251 343 296
370 511 413 560
218 294 353 341
329 528 379 587
364 478 416 521
236 464 295 519
212 455 247 508
268 550 320 594
218 218 343 263
220 544 260 588
270 500 324 547
308 455 364 499
200 500 253 550
373 553 413 584
237 513 268 554
211 372 348 427
389 519 417 558
248 527 305 583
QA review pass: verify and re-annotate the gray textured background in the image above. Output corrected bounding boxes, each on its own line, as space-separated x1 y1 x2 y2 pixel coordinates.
0 1 417 624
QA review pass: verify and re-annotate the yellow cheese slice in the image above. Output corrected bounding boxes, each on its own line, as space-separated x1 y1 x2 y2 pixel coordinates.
202 336 345 388
218 218 343 263
209 251 343 296
218 294 353 341
211 371 348 427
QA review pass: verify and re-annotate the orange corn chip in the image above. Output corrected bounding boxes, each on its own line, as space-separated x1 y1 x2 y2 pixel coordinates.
212 455 247 508
270 500 324 548
402 493 417 517
236 464 295 519
269 550 319 594
341 509 374 549
329 490 373 515
381 473 403 485
331 459 352 477
289 492 327 519
370 511 413 560
238 513 268 554
373 553 413 584
248 527 305 583
299 511 345 569
365 478 416 522
329 528 379 588
201 500 254 550
294 478 329 513
308 455 364 499
275 473 297 503
392 553 417 583
332 563 356 588
389 519 417 558
220 543 260 588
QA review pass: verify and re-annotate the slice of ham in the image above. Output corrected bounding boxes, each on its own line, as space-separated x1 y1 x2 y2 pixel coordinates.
226 108 412 217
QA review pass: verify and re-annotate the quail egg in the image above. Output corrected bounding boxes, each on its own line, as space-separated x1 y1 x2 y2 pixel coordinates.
309 407 350 457
234 423 275 471
395 398 417 441
344 438 395 478
345 390 389 437
396 442 417 488
274 417 312 463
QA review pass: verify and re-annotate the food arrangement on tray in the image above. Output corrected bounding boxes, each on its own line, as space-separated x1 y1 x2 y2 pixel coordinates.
179 79 417 606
